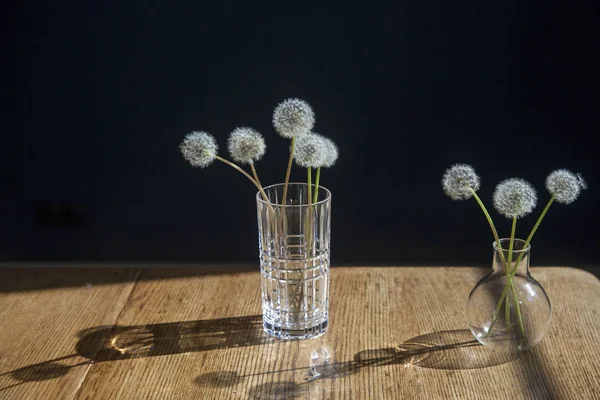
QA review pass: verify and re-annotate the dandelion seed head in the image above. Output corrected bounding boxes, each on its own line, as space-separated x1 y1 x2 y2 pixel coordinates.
180 131 218 168
293 133 327 169
272 98 315 139
227 127 266 164
577 173 588 190
442 164 481 201
321 136 339 168
546 169 587 204
311 133 338 168
493 178 537 218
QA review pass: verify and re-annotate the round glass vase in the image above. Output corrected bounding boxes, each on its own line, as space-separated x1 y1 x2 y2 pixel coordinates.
256 183 331 340
467 239 551 352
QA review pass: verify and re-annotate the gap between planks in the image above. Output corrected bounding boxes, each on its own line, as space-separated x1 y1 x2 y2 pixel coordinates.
71 268 144 400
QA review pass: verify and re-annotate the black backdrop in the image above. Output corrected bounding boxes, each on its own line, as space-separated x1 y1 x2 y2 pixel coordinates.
2 1 598 266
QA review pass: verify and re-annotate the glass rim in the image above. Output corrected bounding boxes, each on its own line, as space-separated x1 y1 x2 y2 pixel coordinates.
493 238 531 253
256 182 332 207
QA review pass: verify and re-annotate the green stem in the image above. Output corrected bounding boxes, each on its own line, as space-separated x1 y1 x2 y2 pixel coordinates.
251 161 280 231
469 188 508 268
249 162 269 202
510 196 555 277
505 287 511 333
313 167 321 203
308 167 312 207
485 217 517 338
307 167 313 257
281 137 296 206
215 156 262 192
489 281 526 340
506 216 526 339
505 218 516 335
486 288 508 336
471 187 509 339
508 217 516 268
511 279 527 340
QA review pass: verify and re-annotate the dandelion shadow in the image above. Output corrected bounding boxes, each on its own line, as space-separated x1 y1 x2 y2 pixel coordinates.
76 314 268 362
0 315 269 391
395 329 520 369
194 371 242 388
0 357 93 392
196 329 520 397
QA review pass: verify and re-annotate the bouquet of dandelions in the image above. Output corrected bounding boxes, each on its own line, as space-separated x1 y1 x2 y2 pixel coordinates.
179 99 338 335
443 164 587 343
179 97 338 235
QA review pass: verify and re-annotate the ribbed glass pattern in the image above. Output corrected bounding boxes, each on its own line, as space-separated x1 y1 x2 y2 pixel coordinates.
257 183 331 340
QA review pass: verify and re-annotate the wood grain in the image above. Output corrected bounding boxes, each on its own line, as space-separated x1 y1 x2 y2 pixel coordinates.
1 266 599 399
0 268 140 400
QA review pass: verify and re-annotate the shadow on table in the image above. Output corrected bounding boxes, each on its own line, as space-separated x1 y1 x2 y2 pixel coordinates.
391 329 520 370
0 315 269 391
2 326 558 398
196 329 526 398
76 315 269 361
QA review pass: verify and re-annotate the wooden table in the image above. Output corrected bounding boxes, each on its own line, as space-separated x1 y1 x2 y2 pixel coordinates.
0 265 599 399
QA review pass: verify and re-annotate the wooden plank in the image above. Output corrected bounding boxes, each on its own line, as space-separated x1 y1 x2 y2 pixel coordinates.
0 268 140 399
73 268 268 399
70 266 600 400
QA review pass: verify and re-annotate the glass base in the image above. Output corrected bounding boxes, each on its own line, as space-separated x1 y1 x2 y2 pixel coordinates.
263 320 328 340
471 327 533 353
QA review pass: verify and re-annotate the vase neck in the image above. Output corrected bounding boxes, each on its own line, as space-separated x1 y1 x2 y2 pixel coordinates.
493 238 531 275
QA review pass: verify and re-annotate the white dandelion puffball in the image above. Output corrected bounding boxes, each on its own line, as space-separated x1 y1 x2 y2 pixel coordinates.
321 136 339 168
442 164 481 200
311 133 338 168
227 127 266 164
272 98 315 139
493 178 538 219
180 131 218 168
293 133 327 169
546 169 587 205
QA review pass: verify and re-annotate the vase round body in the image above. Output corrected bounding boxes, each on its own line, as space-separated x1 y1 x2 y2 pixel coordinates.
467 239 551 352
256 183 331 340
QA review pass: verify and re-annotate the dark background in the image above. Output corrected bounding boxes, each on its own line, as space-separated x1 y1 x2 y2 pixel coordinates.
2 1 598 266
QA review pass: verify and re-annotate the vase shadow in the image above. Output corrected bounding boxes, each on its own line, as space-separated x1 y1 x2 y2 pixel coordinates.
198 328 519 397
1 314 270 388
391 329 520 370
